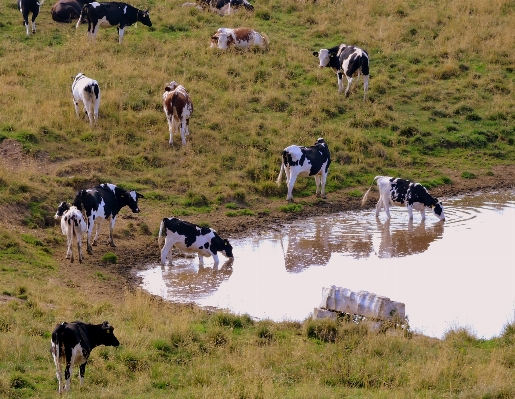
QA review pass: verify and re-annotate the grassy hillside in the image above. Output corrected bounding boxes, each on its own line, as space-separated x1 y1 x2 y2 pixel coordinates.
1 0 515 397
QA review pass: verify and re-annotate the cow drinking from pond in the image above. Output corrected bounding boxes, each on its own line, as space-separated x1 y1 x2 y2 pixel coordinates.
18 0 45 36
159 217 234 265
51 321 119 393
72 183 144 254
76 1 152 44
361 176 445 221
55 201 88 263
276 138 331 202
313 44 369 100
162 81 193 146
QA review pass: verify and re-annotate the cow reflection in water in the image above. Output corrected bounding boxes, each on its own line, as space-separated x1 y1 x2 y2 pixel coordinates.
159 254 234 299
282 219 373 272
376 218 444 258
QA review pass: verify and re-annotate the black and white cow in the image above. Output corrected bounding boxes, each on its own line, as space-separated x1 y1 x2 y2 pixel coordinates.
72 183 144 254
51 0 87 23
76 1 152 44
55 201 88 263
18 0 45 36
51 321 119 393
313 44 370 100
72 73 100 127
162 81 193 146
158 217 234 265
276 138 331 202
361 176 445 221
191 0 253 15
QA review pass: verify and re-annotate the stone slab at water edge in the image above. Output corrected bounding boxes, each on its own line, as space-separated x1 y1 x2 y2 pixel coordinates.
316 286 405 321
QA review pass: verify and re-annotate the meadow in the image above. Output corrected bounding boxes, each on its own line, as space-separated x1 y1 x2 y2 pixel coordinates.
1 0 515 397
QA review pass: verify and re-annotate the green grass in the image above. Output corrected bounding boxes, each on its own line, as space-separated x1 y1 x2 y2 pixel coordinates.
1 0 515 396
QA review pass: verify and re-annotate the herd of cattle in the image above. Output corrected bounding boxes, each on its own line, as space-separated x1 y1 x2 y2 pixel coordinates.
15 0 445 392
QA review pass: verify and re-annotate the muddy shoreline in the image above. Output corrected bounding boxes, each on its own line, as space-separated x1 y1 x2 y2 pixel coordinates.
52 164 515 303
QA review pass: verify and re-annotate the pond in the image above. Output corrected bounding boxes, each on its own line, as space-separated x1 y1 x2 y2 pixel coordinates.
137 190 515 339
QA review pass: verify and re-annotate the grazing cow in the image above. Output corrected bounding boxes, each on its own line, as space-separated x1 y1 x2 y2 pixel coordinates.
72 183 144 254
76 1 152 44
193 0 253 15
361 176 445 221
51 0 86 23
162 81 193 146
159 217 234 265
313 44 370 100
18 0 45 36
72 72 100 127
276 138 331 202
51 321 119 393
210 27 268 50
54 202 88 263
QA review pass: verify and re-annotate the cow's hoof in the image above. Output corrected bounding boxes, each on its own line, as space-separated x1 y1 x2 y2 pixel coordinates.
92 242 97 247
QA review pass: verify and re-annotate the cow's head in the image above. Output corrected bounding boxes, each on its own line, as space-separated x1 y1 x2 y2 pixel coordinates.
432 199 445 221
210 33 220 48
99 321 120 347
137 9 152 27
164 81 179 92
221 239 234 259
313 49 331 68
55 201 70 219
115 188 144 213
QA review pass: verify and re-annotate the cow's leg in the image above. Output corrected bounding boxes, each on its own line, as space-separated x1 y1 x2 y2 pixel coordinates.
180 118 187 145
108 216 116 247
161 240 174 265
185 119 190 136
286 173 298 202
73 98 81 119
198 255 204 264
419 208 426 221
345 76 353 98
315 175 321 197
85 100 94 127
118 27 125 44
68 223 75 263
79 363 86 386
86 219 94 254
363 75 369 101
375 198 383 217
320 172 328 199
212 253 220 264
407 205 414 220
31 10 38 34
51 342 63 393
64 347 74 392
91 221 102 246
93 97 100 126
167 116 175 145
382 198 391 218
76 228 84 264
337 72 344 94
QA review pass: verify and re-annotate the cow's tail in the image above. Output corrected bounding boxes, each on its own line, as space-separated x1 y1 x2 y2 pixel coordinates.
361 176 382 207
158 219 164 247
76 4 88 29
276 159 285 186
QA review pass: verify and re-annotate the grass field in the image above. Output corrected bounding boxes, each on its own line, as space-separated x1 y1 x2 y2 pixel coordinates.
1 0 515 397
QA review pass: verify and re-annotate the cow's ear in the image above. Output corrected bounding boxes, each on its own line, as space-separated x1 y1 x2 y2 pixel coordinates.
137 192 145 199
312 51 318 57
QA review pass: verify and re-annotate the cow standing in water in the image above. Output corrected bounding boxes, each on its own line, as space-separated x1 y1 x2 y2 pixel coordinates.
361 176 445 221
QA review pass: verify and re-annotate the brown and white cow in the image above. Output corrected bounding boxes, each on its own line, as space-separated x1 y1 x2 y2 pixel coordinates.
162 81 193 146
51 0 86 23
185 0 254 15
210 27 268 50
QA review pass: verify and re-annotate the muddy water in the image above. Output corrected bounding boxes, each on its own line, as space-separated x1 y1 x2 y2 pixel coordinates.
138 190 515 339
